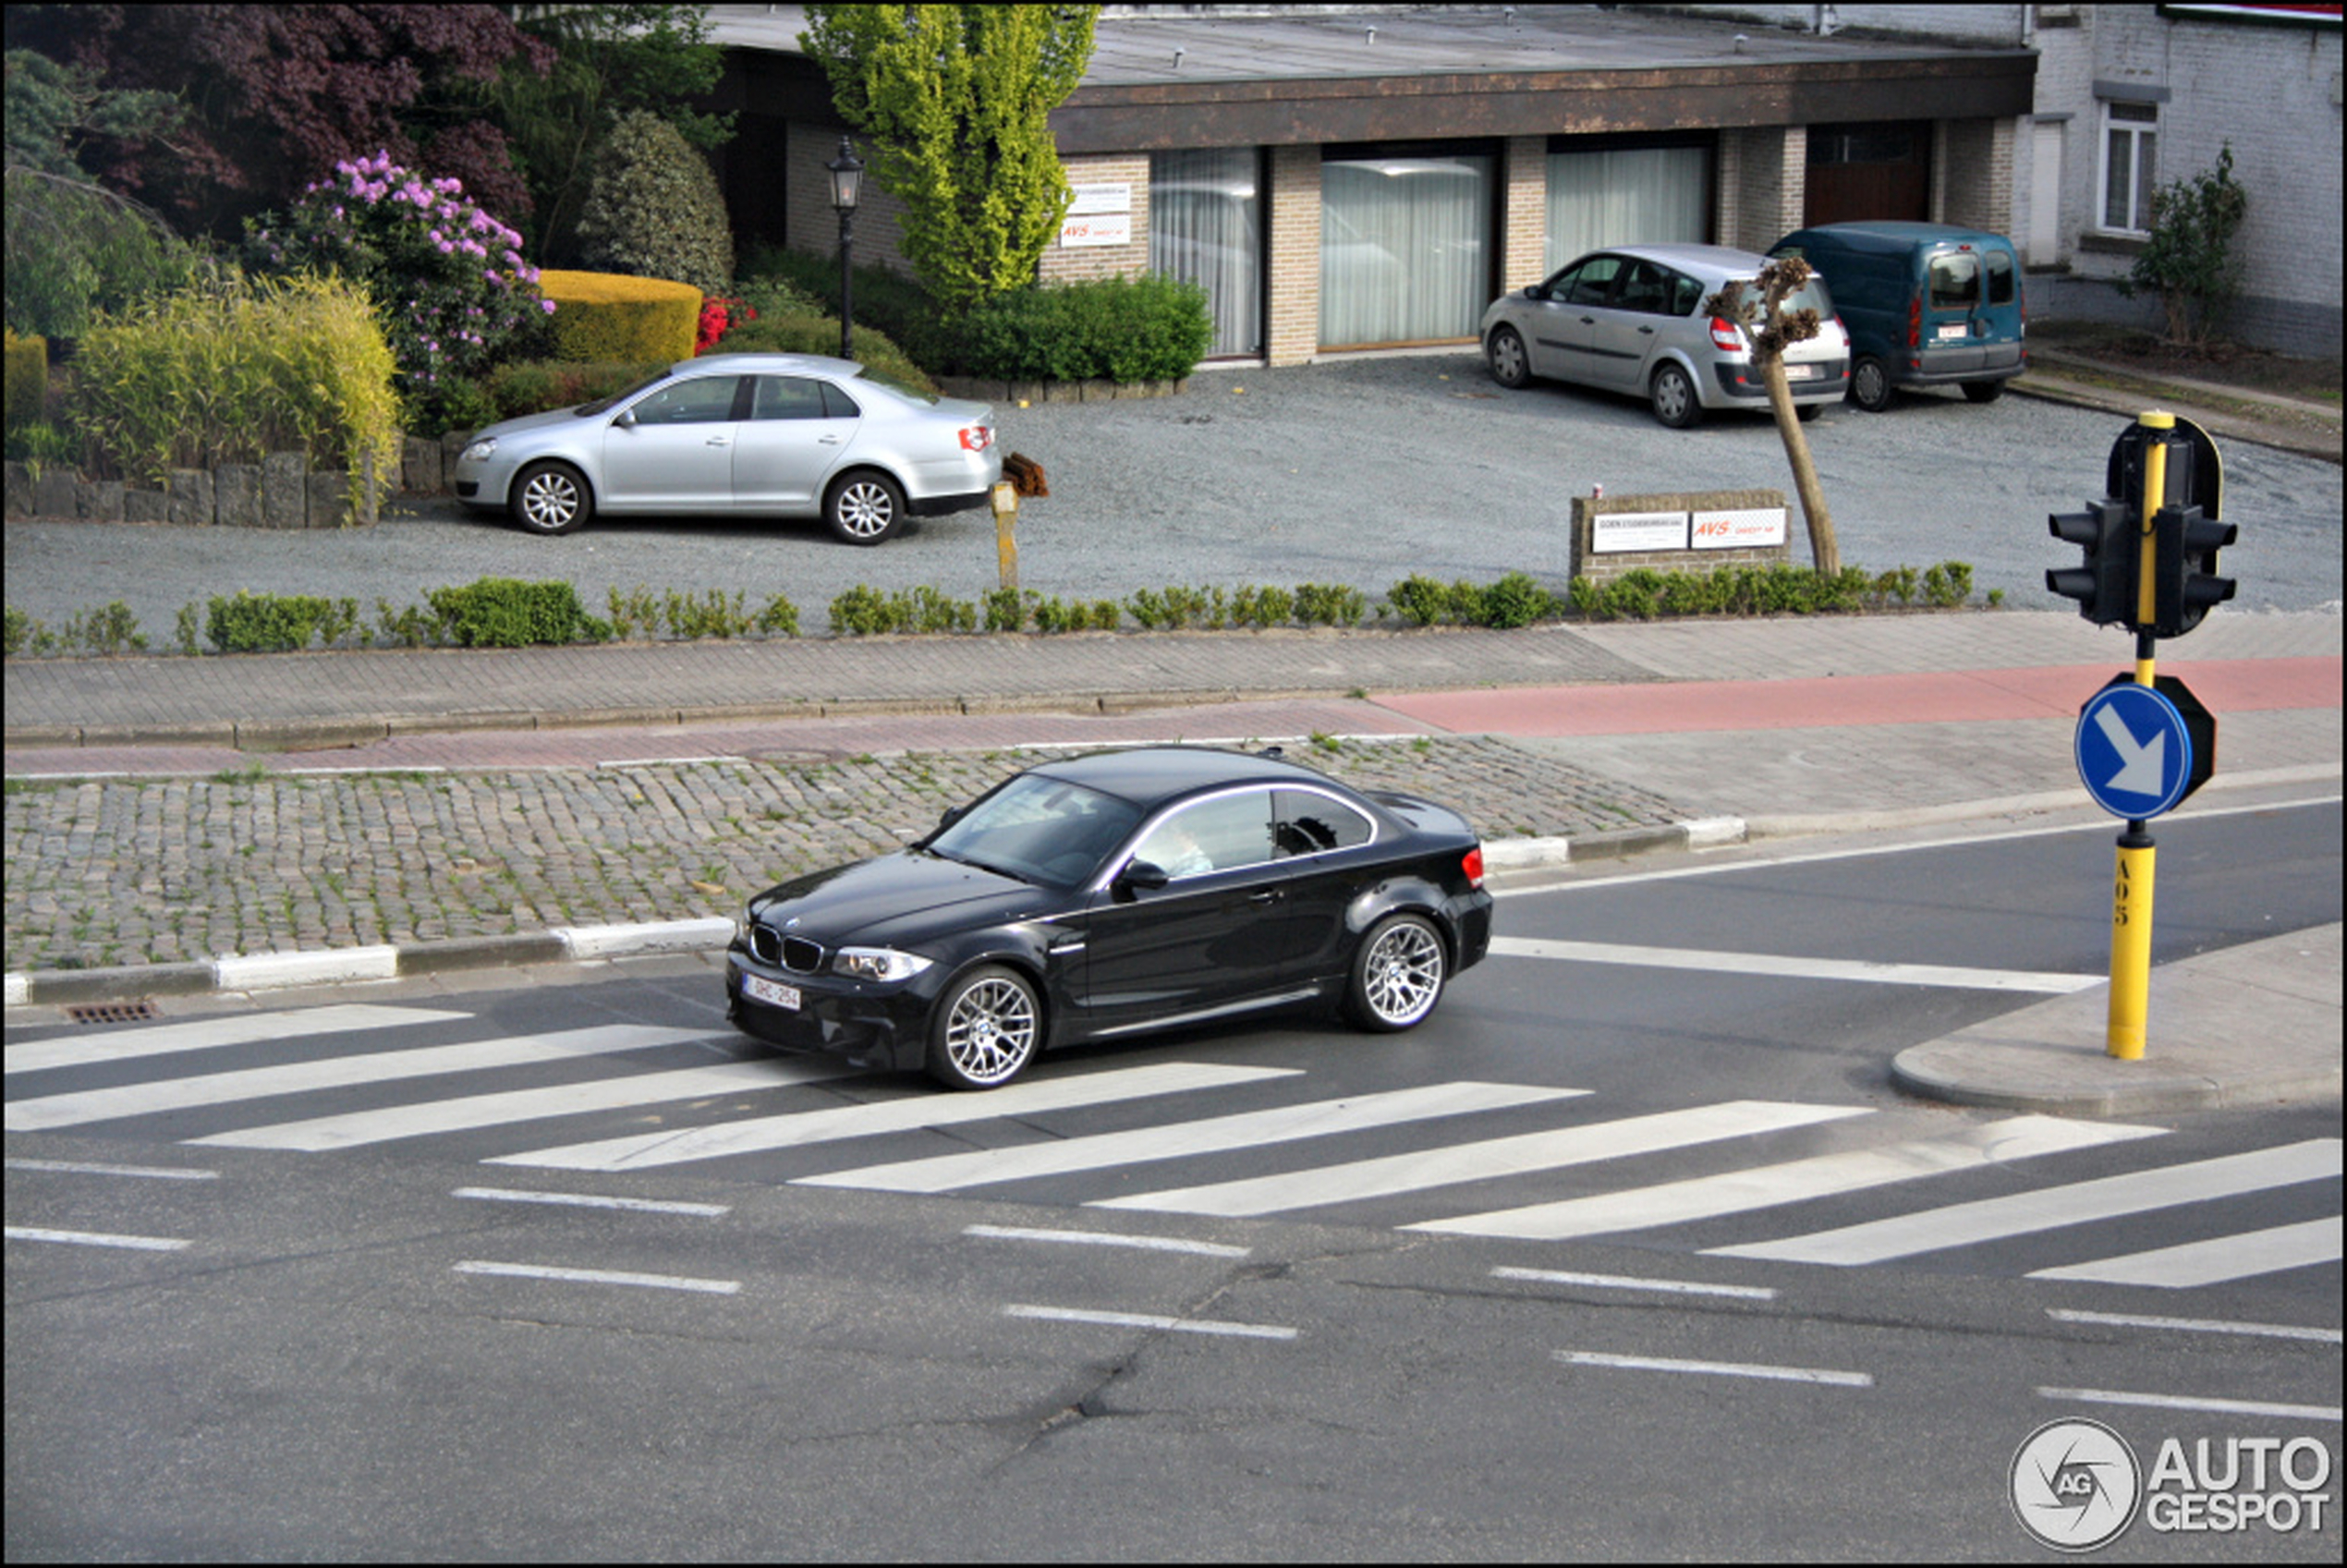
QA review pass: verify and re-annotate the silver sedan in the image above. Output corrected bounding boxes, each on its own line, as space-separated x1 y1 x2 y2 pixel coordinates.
453 353 1001 544
1479 243 1849 428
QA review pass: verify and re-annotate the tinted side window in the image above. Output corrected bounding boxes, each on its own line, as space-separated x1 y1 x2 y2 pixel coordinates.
1985 249 2015 307
1274 789 1373 857
750 377 828 421
1131 790 1276 879
1615 261 1676 315
1927 252 1979 310
1566 256 1626 307
1668 272 1707 316
820 381 862 419
630 377 740 425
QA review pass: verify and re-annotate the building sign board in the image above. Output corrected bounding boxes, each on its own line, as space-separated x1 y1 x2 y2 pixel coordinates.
1059 213 1133 248
1591 510 1691 553
1691 506 1789 549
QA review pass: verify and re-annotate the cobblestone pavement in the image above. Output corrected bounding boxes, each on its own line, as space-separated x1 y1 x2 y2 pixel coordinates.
2 734 1685 973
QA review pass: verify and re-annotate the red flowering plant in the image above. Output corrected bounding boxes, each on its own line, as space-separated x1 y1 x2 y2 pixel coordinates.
696 295 757 354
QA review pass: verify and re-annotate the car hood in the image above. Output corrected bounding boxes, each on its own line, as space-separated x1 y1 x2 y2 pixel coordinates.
748 850 1041 947
473 403 602 444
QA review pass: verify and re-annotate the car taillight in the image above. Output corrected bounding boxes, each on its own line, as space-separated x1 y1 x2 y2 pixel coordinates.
1907 293 1922 350
1708 315 1744 352
1463 846 1485 889
959 426 992 452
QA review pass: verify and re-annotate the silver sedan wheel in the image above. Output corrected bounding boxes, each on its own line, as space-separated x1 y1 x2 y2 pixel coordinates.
930 968 1040 1088
827 474 905 545
514 462 590 535
1352 915 1446 1030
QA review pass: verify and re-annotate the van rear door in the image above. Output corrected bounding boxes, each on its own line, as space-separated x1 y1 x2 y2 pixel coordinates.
1919 243 2024 376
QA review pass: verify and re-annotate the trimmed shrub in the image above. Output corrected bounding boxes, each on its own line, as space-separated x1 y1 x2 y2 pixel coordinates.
537 269 699 364
955 273 1212 383
574 111 735 297
3 327 45 431
426 578 610 649
204 590 358 653
72 273 400 504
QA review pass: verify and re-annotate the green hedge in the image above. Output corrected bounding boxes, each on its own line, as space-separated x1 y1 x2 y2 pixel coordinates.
425 578 610 648
955 273 1212 383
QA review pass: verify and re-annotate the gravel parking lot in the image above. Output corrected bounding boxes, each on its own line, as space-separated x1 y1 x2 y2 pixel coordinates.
6 349 2339 638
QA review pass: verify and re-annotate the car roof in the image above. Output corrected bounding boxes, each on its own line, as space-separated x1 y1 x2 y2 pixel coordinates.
1571 243 1776 281
666 352 863 379
1026 747 1348 809
1788 222 2013 251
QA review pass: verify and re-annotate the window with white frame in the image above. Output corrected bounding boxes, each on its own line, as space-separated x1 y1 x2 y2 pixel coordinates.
2099 101 2159 235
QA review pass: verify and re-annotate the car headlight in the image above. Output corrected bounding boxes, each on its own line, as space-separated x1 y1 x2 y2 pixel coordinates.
458 436 498 463
832 947 934 983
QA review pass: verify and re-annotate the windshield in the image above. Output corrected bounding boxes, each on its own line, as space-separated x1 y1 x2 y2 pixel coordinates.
926 773 1142 889
578 371 674 417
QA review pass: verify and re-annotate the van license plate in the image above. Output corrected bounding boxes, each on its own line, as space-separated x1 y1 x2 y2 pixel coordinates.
744 975 801 1011
1937 323 1968 341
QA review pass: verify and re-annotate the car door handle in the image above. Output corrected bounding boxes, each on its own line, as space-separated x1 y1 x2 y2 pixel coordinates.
819 434 844 444
705 435 731 446
1246 890 1280 906
1637 325 1655 334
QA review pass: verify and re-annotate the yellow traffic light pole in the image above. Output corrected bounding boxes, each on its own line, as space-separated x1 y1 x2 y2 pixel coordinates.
2107 412 2171 1060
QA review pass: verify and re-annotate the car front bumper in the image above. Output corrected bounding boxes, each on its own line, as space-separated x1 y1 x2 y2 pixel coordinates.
724 946 936 1072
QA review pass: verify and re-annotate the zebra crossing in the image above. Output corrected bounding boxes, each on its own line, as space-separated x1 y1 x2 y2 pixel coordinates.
6 1003 2340 1290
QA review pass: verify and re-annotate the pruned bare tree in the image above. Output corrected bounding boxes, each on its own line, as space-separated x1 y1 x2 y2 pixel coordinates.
1704 257 1840 577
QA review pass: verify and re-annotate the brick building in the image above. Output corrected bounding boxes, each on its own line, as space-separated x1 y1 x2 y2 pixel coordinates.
703 4 2040 365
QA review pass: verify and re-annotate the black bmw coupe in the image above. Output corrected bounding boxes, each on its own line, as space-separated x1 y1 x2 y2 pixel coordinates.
726 747 1494 1089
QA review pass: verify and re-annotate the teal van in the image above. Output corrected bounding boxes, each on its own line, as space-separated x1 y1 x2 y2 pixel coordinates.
1769 222 2025 412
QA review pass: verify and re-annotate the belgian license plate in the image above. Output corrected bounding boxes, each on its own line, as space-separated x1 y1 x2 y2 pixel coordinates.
744 974 801 1011
1937 322 1968 341
1784 363 1818 382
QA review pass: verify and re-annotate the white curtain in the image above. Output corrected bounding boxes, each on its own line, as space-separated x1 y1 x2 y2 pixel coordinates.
1149 149 1261 359
1544 147 1710 273
1319 154 1493 347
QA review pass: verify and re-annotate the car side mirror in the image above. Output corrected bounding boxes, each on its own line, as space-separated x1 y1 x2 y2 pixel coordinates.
1115 859 1170 898
1525 284 1549 302
612 407 637 429
938 805 967 830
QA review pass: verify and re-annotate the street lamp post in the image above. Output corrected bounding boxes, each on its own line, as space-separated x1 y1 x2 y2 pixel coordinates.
826 137 863 360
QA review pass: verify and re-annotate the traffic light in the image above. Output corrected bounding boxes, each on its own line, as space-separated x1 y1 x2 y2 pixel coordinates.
2047 498 2135 626
2150 502 2237 638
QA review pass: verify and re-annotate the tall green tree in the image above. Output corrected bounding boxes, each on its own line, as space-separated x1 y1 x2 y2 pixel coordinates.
800 5 1099 309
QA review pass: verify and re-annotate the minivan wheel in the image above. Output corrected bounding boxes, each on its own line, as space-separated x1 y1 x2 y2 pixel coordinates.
1487 326 1530 389
512 461 592 536
1849 356 1895 413
1649 363 1704 429
1961 379 2006 405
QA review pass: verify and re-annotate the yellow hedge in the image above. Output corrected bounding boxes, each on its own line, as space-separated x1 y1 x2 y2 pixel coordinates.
538 270 699 364
4 327 47 431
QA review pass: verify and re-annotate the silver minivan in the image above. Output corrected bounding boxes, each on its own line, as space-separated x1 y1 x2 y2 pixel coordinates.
1479 243 1850 427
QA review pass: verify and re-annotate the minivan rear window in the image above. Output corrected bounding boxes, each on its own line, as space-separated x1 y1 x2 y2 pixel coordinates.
1985 248 2015 307
1928 252 1980 310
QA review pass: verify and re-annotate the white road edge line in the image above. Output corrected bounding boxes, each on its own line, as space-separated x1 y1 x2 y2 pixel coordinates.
7 1158 219 1181
2045 1307 2343 1345
1003 1305 1297 1341
6 1225 190 1252
1555 1349 1872 1388
1488 934 2098 993
451 1186 731 1218
964 1224 1250 1258
452 1260 741 1295
2037 1387 2342 1423
1492 1266 1776 1301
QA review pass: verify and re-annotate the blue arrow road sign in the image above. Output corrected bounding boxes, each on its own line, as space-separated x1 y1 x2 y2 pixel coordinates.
2076 682 2194 820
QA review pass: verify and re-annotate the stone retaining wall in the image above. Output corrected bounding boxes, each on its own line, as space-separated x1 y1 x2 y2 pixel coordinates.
4 432 474 527
932 375 1186 406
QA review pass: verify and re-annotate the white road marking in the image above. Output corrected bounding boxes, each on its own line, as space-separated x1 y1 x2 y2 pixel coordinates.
6 1026 723 1132
6 1225 189 1252
964 1225 1250 1258
487 1061 1300 1173
1420 1115 2164 1243
1489 935 2099 993
1109 1100 1869 1219
451 1186 731 1218
1554 1349 1872 1388
192 1059 849 1150
2047 1308 2342 1345
1491 1266 1776 1302
6 1158 218 1181
2037 1387 2342 1423
2028 1217 2342 1289
1003 1305 1297 1341
796 1081 1586 1194
1710 1139 2342 1267
5 1004 469 1075
452 1260 740 1295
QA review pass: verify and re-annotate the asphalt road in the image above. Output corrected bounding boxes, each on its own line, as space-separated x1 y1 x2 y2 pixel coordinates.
9 810 2338 1560
6 353 2341 643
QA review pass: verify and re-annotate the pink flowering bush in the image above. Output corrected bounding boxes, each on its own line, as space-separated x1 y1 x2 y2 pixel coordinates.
246 152 553 429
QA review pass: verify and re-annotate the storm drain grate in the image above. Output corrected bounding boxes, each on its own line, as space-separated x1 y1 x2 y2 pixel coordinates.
66 1001 159 1025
